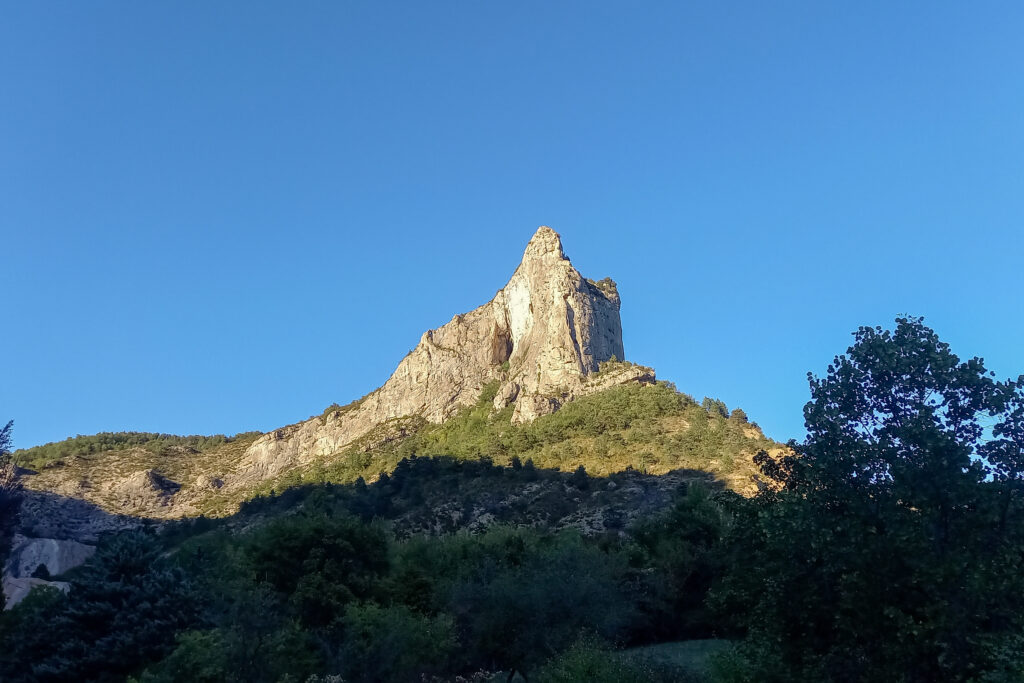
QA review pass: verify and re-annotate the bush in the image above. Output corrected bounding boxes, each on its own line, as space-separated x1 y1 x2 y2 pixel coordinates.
338 603 456 682
536 638 667 683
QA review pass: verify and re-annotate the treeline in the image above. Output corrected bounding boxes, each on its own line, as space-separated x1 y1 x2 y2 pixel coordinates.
13 431 262 469
0 470 730 682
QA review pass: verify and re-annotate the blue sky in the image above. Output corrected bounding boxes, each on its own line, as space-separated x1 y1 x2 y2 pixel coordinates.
2 2 1022 450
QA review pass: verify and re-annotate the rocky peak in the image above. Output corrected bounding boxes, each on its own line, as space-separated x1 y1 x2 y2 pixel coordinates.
522 225 565 261
234 226 653 483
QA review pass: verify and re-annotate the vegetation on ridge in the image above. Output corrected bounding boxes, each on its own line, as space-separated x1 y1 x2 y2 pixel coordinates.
12 372 775 521
13 431 261 471
249 379 777 508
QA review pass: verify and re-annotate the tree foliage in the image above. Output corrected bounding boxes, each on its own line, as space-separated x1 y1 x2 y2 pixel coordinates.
0 419 21 600
714 317 1024 682
12 431 261 470
1 531 199 683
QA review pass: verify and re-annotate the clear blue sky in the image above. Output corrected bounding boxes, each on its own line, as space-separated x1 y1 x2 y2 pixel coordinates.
2 2 1022 450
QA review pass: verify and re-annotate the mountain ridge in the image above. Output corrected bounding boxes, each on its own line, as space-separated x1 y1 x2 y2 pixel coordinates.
233 226 651 488
12 227 782 525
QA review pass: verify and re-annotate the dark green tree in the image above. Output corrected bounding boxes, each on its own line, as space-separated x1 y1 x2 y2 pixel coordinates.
0 585 67 681
5 531 200 683
570 464 589 490
444 530 634 677
702 398 729 418
241 512 390 628
0 420 21 601
0 420 12 456
714 317 1024 682
630 482 733 641
336 603 456 683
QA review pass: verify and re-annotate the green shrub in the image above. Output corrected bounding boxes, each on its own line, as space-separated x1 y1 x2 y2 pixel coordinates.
338 603 456 682
12 431 261 469
536 637 668 683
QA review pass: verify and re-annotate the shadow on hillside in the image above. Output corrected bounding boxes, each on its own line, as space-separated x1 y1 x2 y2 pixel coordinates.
8 457 740 608
17 488 151 543
209 455 739 539
16 456 742 547
5 489 158 606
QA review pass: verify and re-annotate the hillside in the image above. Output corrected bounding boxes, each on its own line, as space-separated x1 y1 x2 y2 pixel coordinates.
14 377 783 520
12 228 785 521
231 226 651 487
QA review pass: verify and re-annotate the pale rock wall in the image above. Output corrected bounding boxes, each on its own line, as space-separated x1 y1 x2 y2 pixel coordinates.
3 577 70 609
5 535 96 579
233 226 651 484
3 534 95 609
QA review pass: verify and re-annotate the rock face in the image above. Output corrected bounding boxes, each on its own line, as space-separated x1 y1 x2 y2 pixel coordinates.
5 535 96 580
111 469 181 511
3 577 70 609
3 535 96 609
17 489 139 542
236 226 653 482
3 489 141 608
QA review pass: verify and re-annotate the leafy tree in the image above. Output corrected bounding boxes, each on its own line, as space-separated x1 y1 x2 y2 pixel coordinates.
701 398 729 418
135 621 320 683
7 531 200 683
630 482 734 641
0 421 10 454
336 603 456 682
0 586 67 681
134 630 231 683
241 512 390 628
714 317 1024 682
0 420 21 605
441 530 635 676
570 464 589 489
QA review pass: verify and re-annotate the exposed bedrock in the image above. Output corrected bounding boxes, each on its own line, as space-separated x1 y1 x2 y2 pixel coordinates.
235 226 653 483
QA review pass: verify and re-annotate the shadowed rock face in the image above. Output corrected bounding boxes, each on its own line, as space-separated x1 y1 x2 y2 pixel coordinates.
17 489 139 542
2 536 85 608
4 490 141 609
5 536 96 580
237 226 653 483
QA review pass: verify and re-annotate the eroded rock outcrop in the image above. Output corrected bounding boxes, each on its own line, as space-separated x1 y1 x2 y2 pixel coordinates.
111 469 181 511
5 535 96 580
235 226 653 482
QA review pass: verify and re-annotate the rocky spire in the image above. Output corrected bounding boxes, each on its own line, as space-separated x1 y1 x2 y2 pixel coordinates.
493 226 626 420
522 225 566 261
234 226 653 482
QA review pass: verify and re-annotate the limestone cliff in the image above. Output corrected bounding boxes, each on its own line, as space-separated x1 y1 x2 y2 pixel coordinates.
235 226 653 483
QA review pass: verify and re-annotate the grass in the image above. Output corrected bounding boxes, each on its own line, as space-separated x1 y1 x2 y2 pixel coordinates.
623 639 735 679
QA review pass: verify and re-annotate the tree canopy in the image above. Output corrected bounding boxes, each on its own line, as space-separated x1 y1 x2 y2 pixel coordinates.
715 317 1024 682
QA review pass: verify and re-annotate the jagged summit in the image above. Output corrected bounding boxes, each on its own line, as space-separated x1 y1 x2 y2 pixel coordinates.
523 225 565 260
235 226 653 483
